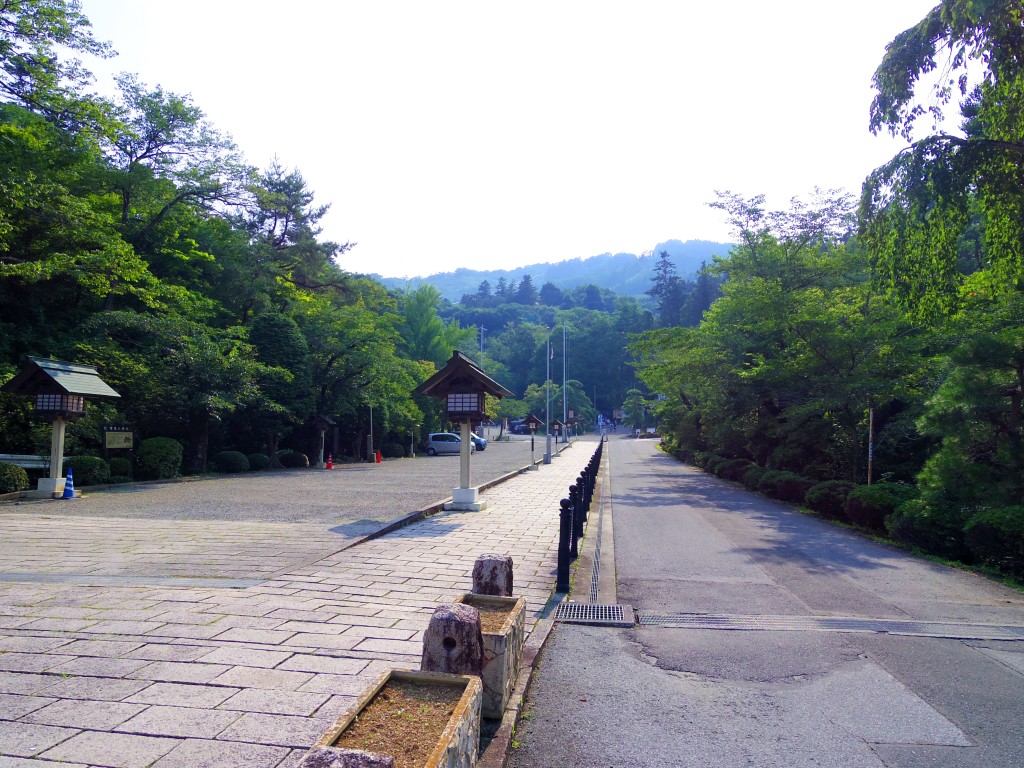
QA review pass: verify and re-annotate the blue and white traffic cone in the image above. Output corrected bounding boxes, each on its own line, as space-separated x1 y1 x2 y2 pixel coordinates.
61 467 76 499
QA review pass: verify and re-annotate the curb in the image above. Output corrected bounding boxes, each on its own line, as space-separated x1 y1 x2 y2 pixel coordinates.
478 593 565 768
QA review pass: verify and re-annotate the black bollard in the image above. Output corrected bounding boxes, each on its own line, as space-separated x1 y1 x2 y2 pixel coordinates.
557 498 572 592
568 484 580 558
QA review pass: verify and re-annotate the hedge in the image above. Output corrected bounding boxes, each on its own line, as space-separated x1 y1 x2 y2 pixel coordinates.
964 506 1024 578
277 450 309 468
212 451 250 473
67 456 109 486
137 437 183 480
381 442 405 459
805 481 855 520
845 482 917 531
757 470 814 503
0 462 29 494
247 453 271 471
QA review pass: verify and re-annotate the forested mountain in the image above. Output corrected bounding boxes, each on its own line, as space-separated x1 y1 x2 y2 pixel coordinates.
373 239 730 301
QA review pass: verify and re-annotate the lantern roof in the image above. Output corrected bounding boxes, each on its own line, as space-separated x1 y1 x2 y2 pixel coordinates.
523 414 543 428
1 357 120 399
414 351 513 400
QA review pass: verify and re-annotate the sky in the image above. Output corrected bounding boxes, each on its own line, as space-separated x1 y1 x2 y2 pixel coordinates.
77 1 938 278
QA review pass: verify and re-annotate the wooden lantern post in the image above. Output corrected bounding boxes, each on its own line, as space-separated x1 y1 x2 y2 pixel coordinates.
1 358 120 498
414 351 512 511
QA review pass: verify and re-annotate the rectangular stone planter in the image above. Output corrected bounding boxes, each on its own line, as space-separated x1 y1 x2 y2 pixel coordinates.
302 669 482 768
455 593 526 719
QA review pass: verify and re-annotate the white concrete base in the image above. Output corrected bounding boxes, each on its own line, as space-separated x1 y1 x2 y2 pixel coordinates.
445 486 488 512
24 477 80 499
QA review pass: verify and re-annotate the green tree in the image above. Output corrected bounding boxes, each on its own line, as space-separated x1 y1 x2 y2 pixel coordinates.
646 250 687 327
539 281 564 306
861 0 1024 316
0 0 113 126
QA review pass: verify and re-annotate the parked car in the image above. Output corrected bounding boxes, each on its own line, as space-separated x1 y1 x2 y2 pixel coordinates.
426 432 476 456
470 432 487 451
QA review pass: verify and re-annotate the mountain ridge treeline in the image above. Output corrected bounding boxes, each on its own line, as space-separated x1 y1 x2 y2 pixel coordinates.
371 239 731 302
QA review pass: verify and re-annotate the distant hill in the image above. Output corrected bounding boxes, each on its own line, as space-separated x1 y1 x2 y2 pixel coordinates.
372 239 733 301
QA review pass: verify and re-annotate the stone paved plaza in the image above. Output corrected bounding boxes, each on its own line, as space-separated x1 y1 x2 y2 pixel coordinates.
0 441 593 767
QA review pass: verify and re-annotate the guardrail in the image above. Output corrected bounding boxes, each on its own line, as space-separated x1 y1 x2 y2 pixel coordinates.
0 453 49 470
556 440 603 592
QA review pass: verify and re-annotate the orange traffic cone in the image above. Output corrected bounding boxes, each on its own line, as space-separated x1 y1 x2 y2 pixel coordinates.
376 450 382 464
326 453 333 469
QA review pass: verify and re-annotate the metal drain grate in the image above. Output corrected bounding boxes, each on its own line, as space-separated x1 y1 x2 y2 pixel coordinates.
636 612 1024 641
556 602 635 627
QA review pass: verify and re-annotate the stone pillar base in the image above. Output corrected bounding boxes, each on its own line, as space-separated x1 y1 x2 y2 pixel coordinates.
445 487 487 512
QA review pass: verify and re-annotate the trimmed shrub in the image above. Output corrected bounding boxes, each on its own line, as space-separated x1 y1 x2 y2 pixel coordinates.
741 465 766 490
67 456 109 486
381 442 405 459
805 481 855 520
247 453 271 471
717 458 755 482
704 454 728 474
278 450 309 468
137 437 183 480
887 499 972 561
672 447 695 464
212 451 250 473
964 506 1024 578
108 475 133 484
845 482 917 531
758 470 814 503
108 457 133 477
0 462 29 494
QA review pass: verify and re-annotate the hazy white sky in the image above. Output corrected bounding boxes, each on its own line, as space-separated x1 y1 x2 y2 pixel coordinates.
78 1 936 278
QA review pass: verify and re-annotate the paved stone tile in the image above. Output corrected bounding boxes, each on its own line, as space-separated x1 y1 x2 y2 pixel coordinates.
216 712 332 748
0 756 89 768
0 654 76 673
296 674 374 696
125 682 239 708
39 730 179 768
351 638 419 656
281 633 360 652
115 705 241 739
209 667 313 691
149 738 289 768
218 688 331 717
339 626 415 641
21 699 146 730
51 640 144 657
40 676 150 702
276 655 368 676
211 628 295 645
128 644 210 662
0 637 72 654
129 661 230 684
0 672 59 696
194 647 293 669
0 693 55 719
146 623 226 640
15 619 96 633
46 656 150 678
86 620 166 635
0 721 78 757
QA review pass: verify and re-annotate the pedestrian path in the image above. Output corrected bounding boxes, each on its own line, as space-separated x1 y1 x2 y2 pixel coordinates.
0 444 594 768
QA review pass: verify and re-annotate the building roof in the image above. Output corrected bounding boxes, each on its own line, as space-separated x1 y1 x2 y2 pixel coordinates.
414 350 513 399
1 357 121 399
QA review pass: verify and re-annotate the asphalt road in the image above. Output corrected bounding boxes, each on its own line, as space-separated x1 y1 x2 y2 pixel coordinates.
509 437 1024 768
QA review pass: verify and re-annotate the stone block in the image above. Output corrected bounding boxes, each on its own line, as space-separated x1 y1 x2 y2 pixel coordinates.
471 554 514 597
420 603 483 677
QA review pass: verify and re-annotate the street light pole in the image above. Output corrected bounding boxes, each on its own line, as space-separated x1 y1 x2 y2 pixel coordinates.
562 324 567 443
544 331 552 464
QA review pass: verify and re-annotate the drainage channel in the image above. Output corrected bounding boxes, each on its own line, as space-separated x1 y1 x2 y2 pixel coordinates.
554 604 1024 640
635 612 1024 641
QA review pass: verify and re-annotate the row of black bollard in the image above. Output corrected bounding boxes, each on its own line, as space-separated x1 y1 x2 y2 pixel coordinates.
556 442 604 593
